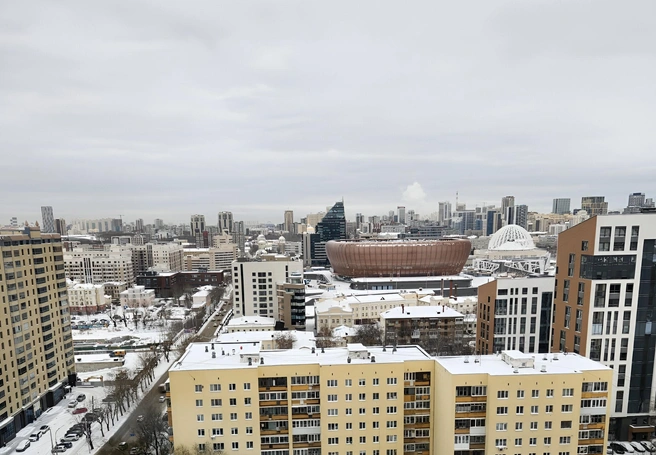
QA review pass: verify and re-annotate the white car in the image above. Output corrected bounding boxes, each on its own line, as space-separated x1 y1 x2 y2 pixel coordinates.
159 396 166 403
68 400 78 408
16 440 31 451
137 415 144 422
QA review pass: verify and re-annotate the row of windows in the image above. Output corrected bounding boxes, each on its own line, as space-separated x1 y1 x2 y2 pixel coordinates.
195 412 252 421
328 421 398 430
197 383 250 392
326 393 396 401
327 378 397 387
327 406 397 415
494 437 571 447
327 436 398 444
498 388 573 399
497 404 573 415
495 421 573 431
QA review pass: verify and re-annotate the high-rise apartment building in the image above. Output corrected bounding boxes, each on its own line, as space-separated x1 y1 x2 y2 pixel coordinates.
191 214 207 247
64 246 135 285
581 197 608 217
552 213 656 439
135 218 144 232
501 196 515 217
628 193 646 208
476 276 554 354
167 343 611 455
218 212 233 234
0 226 75 444
438 201 452 225
276 272 306 330
231 255 303 318
40 206 55 233
553 198 572 215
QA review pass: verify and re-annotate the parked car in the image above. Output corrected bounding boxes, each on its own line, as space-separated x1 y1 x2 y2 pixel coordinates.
40 425 49 432
58 441 73 449
641 441 656 452
29 431 42 441
129 448 140 455
65 431 84 438
52 445 67 453
611 443 628 454
632 442 647 453
76 394 86 402
159 396 166 403
16 440 31 452
68 400 78 408
72 407 88 415
118 442 128 451
62 434 80 442
136 415 144 422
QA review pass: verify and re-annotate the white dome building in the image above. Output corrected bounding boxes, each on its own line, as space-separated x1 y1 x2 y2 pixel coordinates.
472 225 550 276
488 225 535 251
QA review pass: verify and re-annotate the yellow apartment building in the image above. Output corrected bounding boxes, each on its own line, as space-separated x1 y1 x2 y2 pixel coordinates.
168 343 611 455
435 350 612 455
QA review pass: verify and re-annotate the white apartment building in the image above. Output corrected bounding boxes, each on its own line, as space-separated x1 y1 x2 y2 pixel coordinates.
232 255 303 318
119 285 156 308
67 281 110 314
182 246 237 271
477 276 555 355
150 243 184 272
64 246 135 285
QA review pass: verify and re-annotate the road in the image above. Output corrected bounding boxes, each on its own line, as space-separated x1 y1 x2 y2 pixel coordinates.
95 311 222 454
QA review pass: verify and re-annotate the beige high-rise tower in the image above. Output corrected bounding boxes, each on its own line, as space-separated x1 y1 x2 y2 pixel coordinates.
0 225 75 444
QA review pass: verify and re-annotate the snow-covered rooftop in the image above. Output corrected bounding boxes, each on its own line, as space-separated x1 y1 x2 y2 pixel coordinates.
380 305 464 320
216 330 316 349
226 316 276 327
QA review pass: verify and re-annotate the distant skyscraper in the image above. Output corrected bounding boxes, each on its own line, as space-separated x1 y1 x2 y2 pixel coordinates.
628 192 646 208
501 196 515 220
233 220 245 254
397 206 406 224
154 218 164 229
135 218 144 232
41 206 55 233
355 213 364 230
515 204 528 230
54 218 67 235
581 196 608 216
552 198 571 215
317 202 347 242
438 201 452 225
191 214 206 247
283 210 294 233
9 216 18 227
218 211 234 234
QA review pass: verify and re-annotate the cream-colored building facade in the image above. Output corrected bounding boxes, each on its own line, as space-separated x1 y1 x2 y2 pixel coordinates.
66 280 110 314
167 343 611 455
0 226 75 444
64 245 135 285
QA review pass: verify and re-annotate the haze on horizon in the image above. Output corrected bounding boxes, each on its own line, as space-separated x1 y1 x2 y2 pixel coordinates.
1 0 655 225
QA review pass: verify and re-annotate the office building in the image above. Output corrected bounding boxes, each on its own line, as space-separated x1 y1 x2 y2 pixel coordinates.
476 276 555 354
231 255 303 318
283 210 294 233
304 202 347 267
581 197 608 217
0 226 75 444
67 282 109 315
398 206 406 224
218 212 233 234
552 213 656 439
191 214 207 247
439 201 452 226
40 206 55 233
135 218 144 232
501 196 515 217
119 285 156 308
64 246 135 285
167 343 610 455
628 193 646 208
54 218 67 235
553 198 572 215
182 245 238 271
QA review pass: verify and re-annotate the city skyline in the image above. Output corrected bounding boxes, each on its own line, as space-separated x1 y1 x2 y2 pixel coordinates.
2 1 655 223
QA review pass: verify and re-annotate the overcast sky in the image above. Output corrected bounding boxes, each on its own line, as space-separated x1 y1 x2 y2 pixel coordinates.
2 0 655 225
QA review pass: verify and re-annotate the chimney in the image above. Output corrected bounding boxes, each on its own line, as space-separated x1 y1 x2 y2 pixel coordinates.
311 347 315 354
260 357 264 364
347 357 351 363
248 357 252 366
401 304 404 314
211 343 215 350
205 346 209 353
371 356 376 363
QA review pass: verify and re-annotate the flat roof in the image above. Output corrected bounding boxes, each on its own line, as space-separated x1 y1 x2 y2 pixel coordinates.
437 351 610 376
226 316 276 326
172 343 432 371
380 305 464 319
216 330 316 349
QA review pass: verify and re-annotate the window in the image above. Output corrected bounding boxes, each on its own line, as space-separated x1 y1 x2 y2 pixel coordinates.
562 405 573 413
515 439 523 446
210 398 222 407
373 393 379 400
560 421 572 429
328 408 338 416
497 407 508 415
212 428 223 436
498 390 509 399
327 380 337 387
329 423 339 431
530 422 538 430
359 379 366 386
197 414 204 422
372 422 379 429
360 393 367 400
244 398 251 405
516 406 524 415
373 378 379 386
198 444 206 452
245 412 252 420
211 413 222 421
360 422 367 429
229 398 237 406
546 389 554 398
373 407 380 414
328 394 338 402
359 408 366 415
246 442 253 449
345 379 352 386
386 392 396 400
195 384 203 393
386 406 397 414
517 390 525 399
495 439 507 448
532 390 539 398
386 435 397 443
516 422 523 431
496 423 508 431
244 382 251 390
229 383 236 391
212 443 224 451
360 437 366 443
544 437 552 445
531 406 539 414
195 399 203 407
546 405 553 413
230 413 237 420
563 388 574 397
198 429 205 437
530 438 537 446
559 437 570 444
209 384 221 392
231 428 239 435
545 421 552 429
232 442 239 450
386 420 397 428
246 427 253 434
328 438 339 445
346 408 353 415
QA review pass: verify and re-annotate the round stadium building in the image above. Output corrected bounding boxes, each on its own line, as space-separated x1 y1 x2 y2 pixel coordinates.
325 239 471 278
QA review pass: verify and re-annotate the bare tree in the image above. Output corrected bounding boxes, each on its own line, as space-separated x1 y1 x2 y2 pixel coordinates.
135 404 171 455
352 324 383 346
73 415 96 451
273 332 296 349
316 326 339 349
